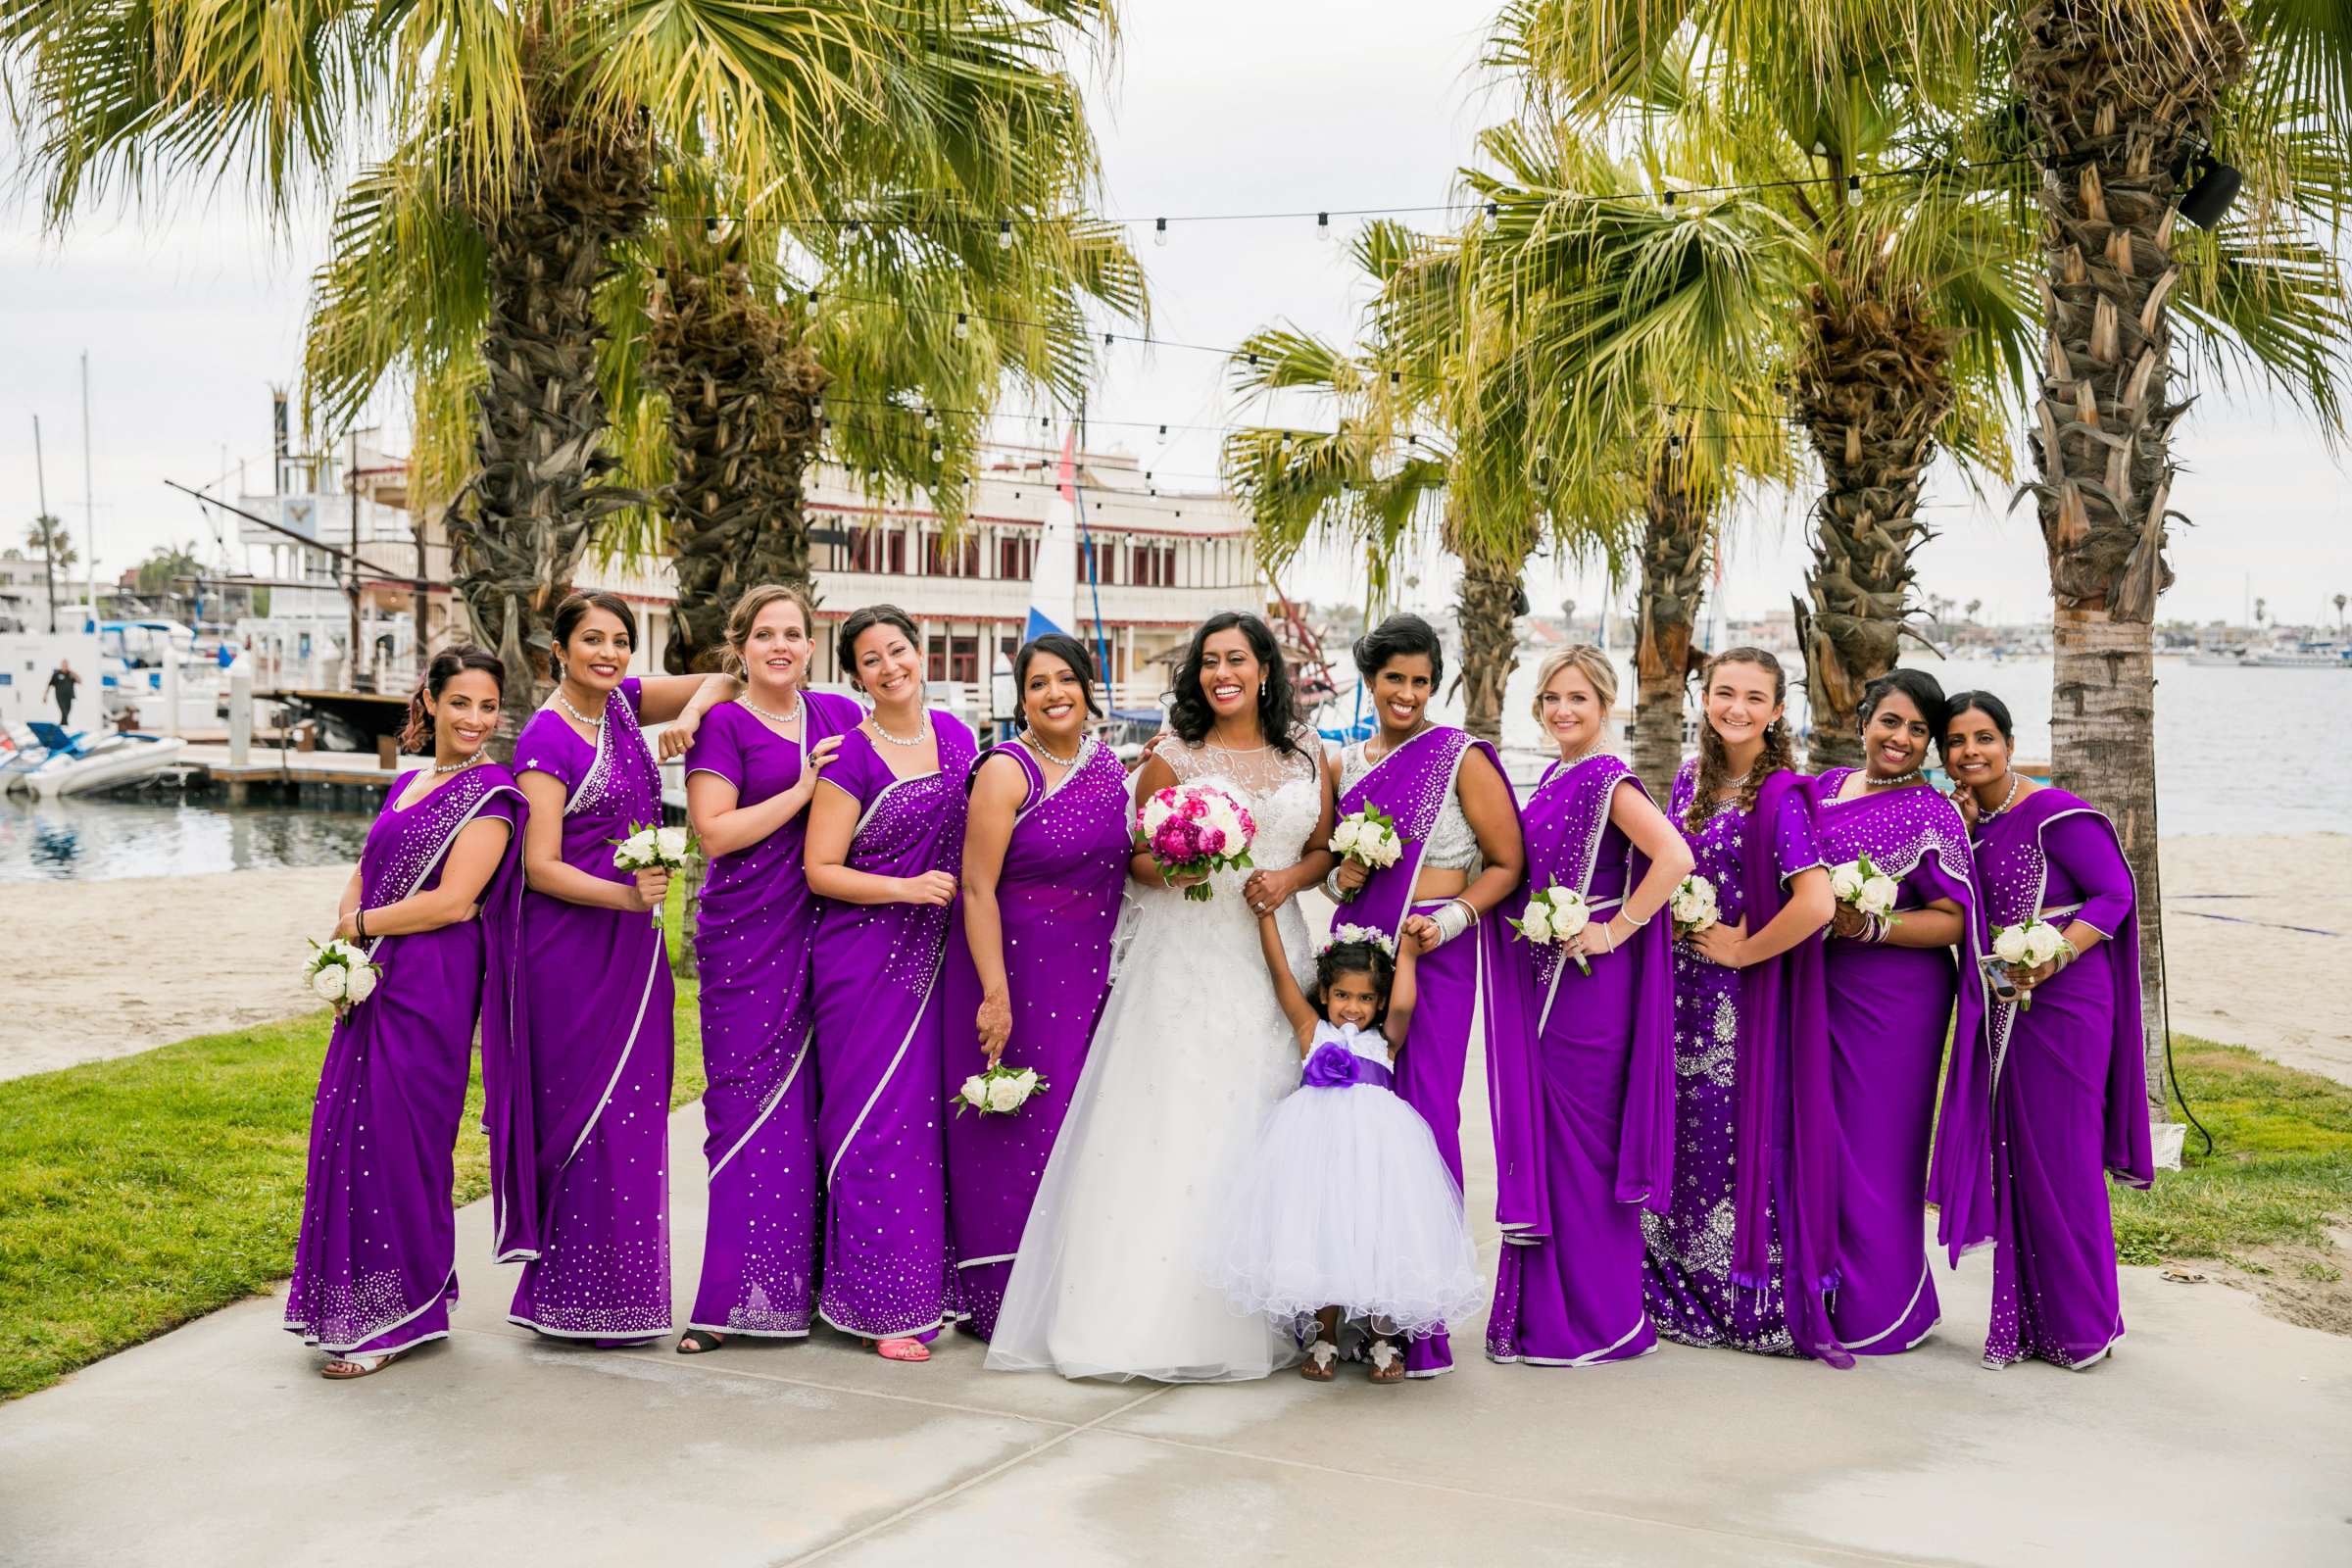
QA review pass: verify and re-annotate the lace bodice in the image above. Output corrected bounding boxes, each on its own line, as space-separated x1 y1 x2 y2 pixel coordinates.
1159 728 1327 875
1338 738 1482 873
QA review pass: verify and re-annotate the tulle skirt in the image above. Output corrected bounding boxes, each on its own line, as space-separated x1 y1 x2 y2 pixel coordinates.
1208 1083 1486 1339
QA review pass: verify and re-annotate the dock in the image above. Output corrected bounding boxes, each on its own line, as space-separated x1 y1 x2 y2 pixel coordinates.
172 743 692 816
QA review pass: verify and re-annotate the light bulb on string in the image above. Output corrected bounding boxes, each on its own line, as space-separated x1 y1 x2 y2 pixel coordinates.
954 312 969 340
1846 175 1863 206
930 441 944 464
1153 217 1168 247
923 408 938 432
1317 212 1332 242
998 219 1013 250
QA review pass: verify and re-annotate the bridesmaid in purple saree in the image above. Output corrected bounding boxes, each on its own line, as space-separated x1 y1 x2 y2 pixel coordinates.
1325 613 1539 1378
674 586 863 1353
1809 669 1986 1356
1940 692 2150 1370
510 592 737 1346
285 647 528 1378
944 634 1131 1341
1487 647 1690 1369
1645 649 1847 1367
805 605 978 1363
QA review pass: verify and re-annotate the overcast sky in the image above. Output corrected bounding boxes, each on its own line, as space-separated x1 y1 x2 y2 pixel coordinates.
4 0 2347 629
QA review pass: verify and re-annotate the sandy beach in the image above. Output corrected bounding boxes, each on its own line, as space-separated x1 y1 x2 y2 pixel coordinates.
4 835 2347 1086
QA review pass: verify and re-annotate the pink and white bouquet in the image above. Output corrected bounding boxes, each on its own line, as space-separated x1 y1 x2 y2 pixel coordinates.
1669 874 1721 941
1329 804 1405 870
1511 883 1594 974
1990 919 2071 1009
304 937 380 1017
955 1063 1049 1117
1138 783 1256 903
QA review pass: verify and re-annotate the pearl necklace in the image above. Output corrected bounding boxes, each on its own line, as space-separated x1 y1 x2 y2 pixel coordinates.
740 692 802 727
554 687 602 728
1020 730 1086 768
1865 768 1924 789
432 753 484 776
1977 771 2024 821
870 710 931 748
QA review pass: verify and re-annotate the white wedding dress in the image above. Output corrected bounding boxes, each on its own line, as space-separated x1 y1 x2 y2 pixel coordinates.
985 731 1327 1382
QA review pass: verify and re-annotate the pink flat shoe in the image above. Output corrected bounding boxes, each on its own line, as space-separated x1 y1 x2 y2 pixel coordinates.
873 1338 930 1363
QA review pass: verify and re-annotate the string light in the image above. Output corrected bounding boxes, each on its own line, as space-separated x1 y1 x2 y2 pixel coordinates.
998 219 1013 249
1154 217 1168 247
954 312 969 339
1317 211 1333 242
1846 174 1863 206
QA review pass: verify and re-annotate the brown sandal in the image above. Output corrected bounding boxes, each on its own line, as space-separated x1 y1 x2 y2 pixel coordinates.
1299 1339 1339 1381
1367 1337 1405 1384
320 1348 410 1380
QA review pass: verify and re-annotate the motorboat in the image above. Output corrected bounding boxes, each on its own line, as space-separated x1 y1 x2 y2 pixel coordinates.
0 721 189 798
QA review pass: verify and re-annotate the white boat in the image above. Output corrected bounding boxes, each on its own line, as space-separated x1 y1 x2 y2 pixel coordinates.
0 723 190 798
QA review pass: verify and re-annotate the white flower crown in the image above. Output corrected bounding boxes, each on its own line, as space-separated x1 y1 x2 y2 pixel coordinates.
1318 922 1397 958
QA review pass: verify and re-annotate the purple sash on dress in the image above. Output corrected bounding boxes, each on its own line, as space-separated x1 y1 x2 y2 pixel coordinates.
1520 755 1674 1211
1337 726 1547 1242
1730 770 1843 1365
1967 789 2152 1187
1301 1039 1396 1090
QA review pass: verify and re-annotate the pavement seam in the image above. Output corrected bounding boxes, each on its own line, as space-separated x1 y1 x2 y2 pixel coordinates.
1095 1426 1946 1567
771 1384 1176 1567
445 1321 1094 1431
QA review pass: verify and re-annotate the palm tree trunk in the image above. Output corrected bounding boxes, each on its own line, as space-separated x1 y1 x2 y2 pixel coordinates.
445 55 654 739
646 252 828 673
1791 270 1957 770
1446 513 1528 744
2022 0 2247 1114
1633 448 1712 800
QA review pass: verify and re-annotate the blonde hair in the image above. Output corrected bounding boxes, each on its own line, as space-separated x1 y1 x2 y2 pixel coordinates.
720 584 817 679
1529 644 1618 725
1685 646 1795 833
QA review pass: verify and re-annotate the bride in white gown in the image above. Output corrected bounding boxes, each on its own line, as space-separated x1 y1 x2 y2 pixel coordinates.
987 614 1335 1382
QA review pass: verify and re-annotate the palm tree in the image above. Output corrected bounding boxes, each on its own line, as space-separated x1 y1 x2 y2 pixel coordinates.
24 514 74 634
1494 3 2034 769
7 1 1128 711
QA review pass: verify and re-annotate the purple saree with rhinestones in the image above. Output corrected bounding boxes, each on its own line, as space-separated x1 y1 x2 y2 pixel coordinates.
808 710 977 1341
1486 755 1674 1368
940 737 1130 1339
1333 724 1544 1377
508 679 676 1343
283 761 525 1356
1808 769 1988 1355
680 691 864 1338
1965 787 2148 1369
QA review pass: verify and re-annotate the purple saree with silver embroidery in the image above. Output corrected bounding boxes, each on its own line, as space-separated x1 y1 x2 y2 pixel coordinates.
681 691 864 1338
1963 787 2148 1370
1808 769 1988 1356
282 762 526 1356
941 738 1130 1339
509 679 676 1343
1334 724 1544 1377
809 710 977 1341
1486 754 1674 1368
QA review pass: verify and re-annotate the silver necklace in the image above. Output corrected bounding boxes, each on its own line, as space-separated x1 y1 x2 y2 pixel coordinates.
431 753 484 776
1978 771 2023 821
554 687 602 728
740 692 803 727
1020 730 1085 768
1865 768 1924 789
870 710 931 748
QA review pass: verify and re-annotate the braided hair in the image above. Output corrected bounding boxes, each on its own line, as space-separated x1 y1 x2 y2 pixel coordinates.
1685 646 1797 834
1312 937 1396 1028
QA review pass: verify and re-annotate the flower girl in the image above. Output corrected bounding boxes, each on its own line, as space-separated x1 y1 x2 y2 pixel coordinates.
1210 916 1486 1384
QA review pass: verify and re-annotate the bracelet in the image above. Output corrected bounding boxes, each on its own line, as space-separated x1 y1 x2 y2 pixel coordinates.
1620 906 1652 928
1431 900 1473 945
356 907 368 941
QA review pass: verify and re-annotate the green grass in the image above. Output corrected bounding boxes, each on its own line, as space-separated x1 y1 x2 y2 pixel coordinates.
2113 1038 2352 1267
0 985 706 1402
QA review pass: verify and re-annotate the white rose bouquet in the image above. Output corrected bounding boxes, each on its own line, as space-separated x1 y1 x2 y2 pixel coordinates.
955 1063 1049 1118
1829 852 1903 932
1329 804 1406 872
1509 883 1595 975
612 819 697 925
1668 874 1721 942
1137 783 1257 903
1989 919 2072 1009
304 937 381 1017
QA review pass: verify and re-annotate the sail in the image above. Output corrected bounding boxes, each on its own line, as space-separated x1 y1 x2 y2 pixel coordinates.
1024 427 1081 643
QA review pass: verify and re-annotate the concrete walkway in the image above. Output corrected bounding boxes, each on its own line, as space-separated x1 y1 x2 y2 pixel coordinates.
6 1085 2350 1568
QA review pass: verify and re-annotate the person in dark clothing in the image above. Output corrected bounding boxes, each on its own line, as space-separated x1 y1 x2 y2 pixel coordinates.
48 660 79 727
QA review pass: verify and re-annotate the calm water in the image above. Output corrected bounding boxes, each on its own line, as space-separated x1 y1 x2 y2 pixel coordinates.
2 655 2337 881
0 794 376 883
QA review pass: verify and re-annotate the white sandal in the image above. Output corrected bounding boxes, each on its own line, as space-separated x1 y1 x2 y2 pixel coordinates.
1299 1339 1339 1381
320 1348 409 1380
